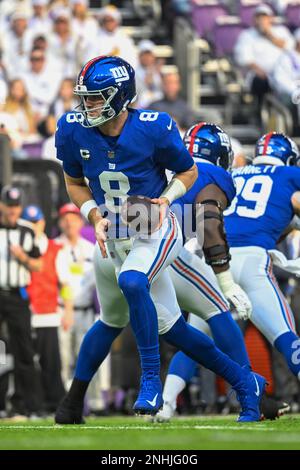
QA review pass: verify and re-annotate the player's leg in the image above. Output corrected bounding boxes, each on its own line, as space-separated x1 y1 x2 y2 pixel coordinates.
118 212 182 414
55 250 127 424
171 248 251 367
230 247 300 379
157 248 251 420
151 270 266 422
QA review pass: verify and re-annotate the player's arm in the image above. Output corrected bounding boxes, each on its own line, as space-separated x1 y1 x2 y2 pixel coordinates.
291 191 300 216
151 164 198 227
195 184 252 320
63 172 110 258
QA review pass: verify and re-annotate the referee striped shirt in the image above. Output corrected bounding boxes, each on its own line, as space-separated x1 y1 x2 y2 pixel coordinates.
0 220 40 289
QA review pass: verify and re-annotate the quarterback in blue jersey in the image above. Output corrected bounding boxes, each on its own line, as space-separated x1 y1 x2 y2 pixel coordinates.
55 55 198 417
224 132 300 385
55 57 266 424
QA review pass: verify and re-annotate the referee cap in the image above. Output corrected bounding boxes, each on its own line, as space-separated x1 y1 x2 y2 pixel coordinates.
1 186 22 206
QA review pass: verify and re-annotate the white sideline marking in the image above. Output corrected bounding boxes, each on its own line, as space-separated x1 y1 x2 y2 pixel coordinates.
0 425 277 431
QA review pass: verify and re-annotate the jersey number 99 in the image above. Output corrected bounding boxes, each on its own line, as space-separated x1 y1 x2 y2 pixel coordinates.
225 175 273 218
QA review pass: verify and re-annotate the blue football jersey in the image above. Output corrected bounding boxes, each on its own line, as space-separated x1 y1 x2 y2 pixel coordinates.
224 164 300 249
55 108 193 238
172 161 236 240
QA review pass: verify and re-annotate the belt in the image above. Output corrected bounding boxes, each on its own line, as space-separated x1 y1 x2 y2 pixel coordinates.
0 287 22 294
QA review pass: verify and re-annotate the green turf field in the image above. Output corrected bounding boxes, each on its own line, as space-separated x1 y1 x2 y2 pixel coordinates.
0 415 300 450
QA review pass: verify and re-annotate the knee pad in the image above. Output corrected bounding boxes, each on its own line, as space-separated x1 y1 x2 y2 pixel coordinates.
118 270 149 298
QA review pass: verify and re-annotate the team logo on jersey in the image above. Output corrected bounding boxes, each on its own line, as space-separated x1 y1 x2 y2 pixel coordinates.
109 163 116 170
110 66 130 83
80 149 90 160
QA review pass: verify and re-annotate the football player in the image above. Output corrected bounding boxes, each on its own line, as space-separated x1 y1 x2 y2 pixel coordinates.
156 125 289 422
55 56 265 423
224 132 300 383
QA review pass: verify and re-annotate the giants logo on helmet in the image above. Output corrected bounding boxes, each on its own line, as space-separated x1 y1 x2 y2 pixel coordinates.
110 66 130 83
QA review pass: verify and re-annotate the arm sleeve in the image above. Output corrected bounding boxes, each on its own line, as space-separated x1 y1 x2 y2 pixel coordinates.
55 117 83 178
154 114 194 173
55 248 71 285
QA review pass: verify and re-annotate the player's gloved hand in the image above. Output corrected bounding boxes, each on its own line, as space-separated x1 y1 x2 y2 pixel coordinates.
94 217 111 258
216 270 252 320
150 197 169 230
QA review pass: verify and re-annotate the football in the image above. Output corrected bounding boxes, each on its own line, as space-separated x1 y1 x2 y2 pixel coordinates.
121 195 160 235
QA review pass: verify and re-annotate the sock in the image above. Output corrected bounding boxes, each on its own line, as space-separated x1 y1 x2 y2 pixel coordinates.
75 320 122 382
169 351 198 383
118 270 160 376
162 316 244 387
163 373 186 407
208 312 251 369
275 331 300 379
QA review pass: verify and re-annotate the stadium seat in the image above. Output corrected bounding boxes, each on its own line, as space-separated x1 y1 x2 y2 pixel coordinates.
213 16 246 57
286 3 300 29
191 0 229 38
238 0 266 27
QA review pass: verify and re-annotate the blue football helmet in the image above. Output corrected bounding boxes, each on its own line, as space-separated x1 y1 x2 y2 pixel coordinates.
255 132 300 166
74 55 137 127
183 122 233 169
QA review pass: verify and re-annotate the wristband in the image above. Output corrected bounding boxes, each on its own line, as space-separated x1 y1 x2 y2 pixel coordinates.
80 200 98 221
160 178 187 205
216 270 235 293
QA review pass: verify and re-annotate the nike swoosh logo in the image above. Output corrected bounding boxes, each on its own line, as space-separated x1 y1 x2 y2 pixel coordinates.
253 375 260 396
167 119 172 130
146 393 158 407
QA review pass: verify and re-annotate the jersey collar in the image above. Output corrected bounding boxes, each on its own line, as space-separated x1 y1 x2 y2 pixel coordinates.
252 156 285 166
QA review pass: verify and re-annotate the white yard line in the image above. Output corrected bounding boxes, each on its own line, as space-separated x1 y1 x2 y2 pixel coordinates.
0 425 277 431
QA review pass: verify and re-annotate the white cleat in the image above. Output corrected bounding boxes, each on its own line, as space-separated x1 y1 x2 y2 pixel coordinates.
153 401 176 422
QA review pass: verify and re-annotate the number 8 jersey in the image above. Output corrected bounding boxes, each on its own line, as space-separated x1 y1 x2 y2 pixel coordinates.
55 108 193 238
224 164 300 249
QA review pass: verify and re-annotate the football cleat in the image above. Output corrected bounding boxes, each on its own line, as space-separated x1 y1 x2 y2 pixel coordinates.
55 397 85 425
153 401 176 422
235 370 266 422
133 372 163 415
260 395 290 420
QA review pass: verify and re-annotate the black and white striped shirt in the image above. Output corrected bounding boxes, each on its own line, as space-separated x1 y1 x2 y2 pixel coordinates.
0 220 40 289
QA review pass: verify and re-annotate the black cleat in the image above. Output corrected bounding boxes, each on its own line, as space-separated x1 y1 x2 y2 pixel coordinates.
260 395 290 420
55 397 85 425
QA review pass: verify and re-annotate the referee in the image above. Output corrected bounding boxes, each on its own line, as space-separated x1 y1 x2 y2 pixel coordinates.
0 185 42 416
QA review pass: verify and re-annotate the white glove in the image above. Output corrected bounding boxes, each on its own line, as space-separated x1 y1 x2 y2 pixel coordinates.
216 270 252 321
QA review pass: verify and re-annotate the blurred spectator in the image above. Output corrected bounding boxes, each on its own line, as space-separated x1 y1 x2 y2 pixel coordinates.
40 78 78 138
23 205 68 413
20 47 61 122
3 78 38 143
271 29 300 118
234 4 294 105
55 204 96 388
0 101 23 155
135 40 163 108
1 8 34 79
149 66 195 132
29 0 52 37
71 0 98 59
48 7 79 78
84 4 138 69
